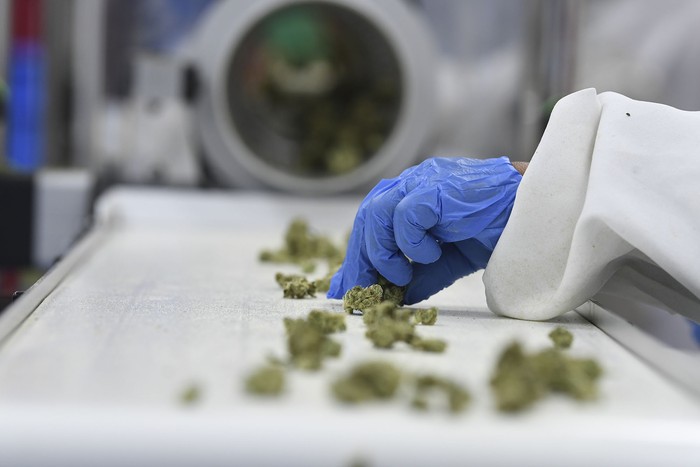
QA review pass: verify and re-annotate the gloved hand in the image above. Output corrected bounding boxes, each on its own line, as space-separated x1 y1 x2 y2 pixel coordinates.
328 157 522 304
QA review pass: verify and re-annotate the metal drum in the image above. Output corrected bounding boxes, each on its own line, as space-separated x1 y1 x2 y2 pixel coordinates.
190 0 436 194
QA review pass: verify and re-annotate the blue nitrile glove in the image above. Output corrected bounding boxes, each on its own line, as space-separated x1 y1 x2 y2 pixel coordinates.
690 320 700 346
328 157 522 304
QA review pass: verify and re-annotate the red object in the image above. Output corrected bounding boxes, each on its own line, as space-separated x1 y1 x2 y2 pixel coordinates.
0 270 20 296
11 0 43 41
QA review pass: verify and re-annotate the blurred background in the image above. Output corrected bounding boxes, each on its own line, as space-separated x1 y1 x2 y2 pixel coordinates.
2 0 700 305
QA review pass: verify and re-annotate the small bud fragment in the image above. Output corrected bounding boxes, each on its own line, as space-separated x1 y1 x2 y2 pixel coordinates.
377 275 405 306
275 272 304 287
312 269 336 292
179 384 201 405
410 337 447 353
413 307 438 325
332 361 401 403
260 218 344 270
411 375 471 414
284 316 342 371
245 365 285 396
307 309 346 334
283 277 317 299
548 327 574 349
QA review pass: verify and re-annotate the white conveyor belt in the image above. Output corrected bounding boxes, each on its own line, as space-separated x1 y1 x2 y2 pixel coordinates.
0 188 698 467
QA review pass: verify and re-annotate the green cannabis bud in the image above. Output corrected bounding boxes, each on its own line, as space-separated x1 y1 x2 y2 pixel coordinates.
548 327 574 349
362 301 445 352
312 276 331 292
307 309 347 334
490 342 543 412
332 361 401 403
411 375 471 414
283 277 317 299
300 260 316 274
410 337 447 353
275 272 305 287
362 301 405 325
343 284 384 313
311 267 338 292
260 218 344 271
179 384 201 405
412 307 438 325
245 365 285 396
530 348 602 400
377 275 405 306
284 317 342 370
490 339 603 413
341 276 407 313
362 300 413 348
365 319 415 349
276 269 337 295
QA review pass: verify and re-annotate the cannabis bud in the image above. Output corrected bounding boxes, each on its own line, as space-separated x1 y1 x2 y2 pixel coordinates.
548 326 574 349
411 375 471 414
260 218 344 272
362 300 445 352
332 361 402 403
490 337 602 413
245 365 286 396
282 277 317 299
343 284 384 313
283 310 346 371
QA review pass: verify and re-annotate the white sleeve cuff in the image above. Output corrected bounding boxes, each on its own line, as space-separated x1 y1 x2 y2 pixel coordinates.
483 89 700 320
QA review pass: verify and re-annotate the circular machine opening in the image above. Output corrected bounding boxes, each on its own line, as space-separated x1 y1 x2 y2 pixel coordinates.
226 2 404 178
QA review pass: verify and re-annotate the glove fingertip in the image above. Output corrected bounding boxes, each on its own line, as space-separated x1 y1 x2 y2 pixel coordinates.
402 287 429 305
406 240 441 265
375 261 412 287
327 267 378 299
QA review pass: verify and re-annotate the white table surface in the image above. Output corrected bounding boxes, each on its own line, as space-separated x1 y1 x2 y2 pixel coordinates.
0 187 698 467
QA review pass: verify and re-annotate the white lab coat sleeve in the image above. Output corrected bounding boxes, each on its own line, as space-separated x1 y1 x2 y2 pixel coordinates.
483 88 700 320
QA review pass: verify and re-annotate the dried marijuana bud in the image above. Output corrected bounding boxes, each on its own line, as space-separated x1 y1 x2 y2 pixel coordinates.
276 268 337 296
549 326 574 349
307 309 347 334
327 145 362 175
410 337 447 353
300 260 316 274
490 339 603 413
311 267 338 292
412 307 438 325
283 277 317 299
377 275 405 306
343 284 384 313
490 342 543 412
245 365 285 396
284 317 342 370
363 300 413 349
312 276 331 292
530 349 602 400
332 361 401 403
179 384 201 405
411 375 471 414
260 218 344 271
362 301 446 352
365 319 415 349
275 272 305 287
361 301 406 325
341 277 405 313
256 44 399 178
284 218 323 259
